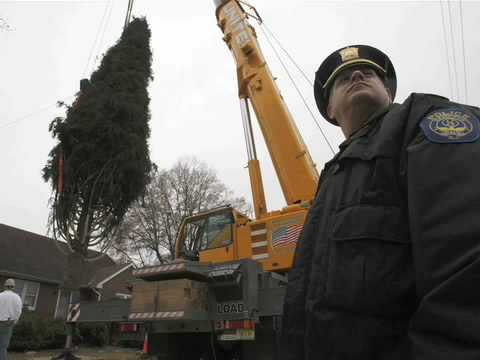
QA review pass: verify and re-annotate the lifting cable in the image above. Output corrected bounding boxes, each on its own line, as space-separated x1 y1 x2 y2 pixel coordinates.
261 23 314 88
124 0 134 30
256 22 336 156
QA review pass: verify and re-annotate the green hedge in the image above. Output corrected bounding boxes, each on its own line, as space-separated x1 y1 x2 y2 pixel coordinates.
10 313 108 351
10 312 65 351
77 323 107 347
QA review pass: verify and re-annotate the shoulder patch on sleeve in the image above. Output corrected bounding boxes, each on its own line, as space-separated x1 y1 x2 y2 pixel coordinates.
420 108 480 143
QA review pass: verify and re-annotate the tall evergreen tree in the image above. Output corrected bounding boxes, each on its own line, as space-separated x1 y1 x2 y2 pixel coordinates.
43 17 152 257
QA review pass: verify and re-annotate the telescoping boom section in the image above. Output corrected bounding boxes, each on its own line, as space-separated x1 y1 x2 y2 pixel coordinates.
215 0 318 211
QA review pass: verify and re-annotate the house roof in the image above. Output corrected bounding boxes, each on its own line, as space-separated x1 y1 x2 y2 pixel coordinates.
84 263 133 288
0 223 117 285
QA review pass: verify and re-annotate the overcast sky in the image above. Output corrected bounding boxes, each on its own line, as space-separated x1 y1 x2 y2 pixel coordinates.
1 0 479 235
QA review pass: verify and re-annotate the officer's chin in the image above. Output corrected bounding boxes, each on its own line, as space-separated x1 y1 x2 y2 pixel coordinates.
350 89 384 107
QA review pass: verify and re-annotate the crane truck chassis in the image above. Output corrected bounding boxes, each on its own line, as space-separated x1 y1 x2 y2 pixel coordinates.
131 250 287 359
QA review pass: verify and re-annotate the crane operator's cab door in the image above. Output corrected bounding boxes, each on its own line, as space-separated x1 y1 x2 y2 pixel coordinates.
178 208 236 264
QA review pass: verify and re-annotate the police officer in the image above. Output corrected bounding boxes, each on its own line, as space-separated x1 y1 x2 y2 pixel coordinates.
281 45 480 360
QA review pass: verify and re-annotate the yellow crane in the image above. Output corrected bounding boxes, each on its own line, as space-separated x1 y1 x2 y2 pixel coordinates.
173 0 318 273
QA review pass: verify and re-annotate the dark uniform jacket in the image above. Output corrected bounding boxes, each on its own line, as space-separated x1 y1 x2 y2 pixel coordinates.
281 93 480 360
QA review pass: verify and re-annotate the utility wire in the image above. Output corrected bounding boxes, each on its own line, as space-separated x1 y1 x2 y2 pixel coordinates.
257 23 335 155
83 1 111 77
0 96 75 130
447 0 460 100
459 0 468 103
439 1 454 100
93 0 114 70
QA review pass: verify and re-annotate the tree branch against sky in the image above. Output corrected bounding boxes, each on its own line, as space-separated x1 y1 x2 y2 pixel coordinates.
109 157 251 266
0 17 12 31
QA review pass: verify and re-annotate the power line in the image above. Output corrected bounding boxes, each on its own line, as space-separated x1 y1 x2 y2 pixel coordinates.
439 1 454 99
459 0 468 103
0 96 75 130
258 23 335 156
447 0 460 100
92 0 114 71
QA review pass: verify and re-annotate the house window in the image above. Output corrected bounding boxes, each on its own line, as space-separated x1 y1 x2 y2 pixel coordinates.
55 289 71 320
13 279 40 311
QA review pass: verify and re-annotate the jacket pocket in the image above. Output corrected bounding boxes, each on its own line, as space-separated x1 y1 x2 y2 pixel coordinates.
326 204 413 315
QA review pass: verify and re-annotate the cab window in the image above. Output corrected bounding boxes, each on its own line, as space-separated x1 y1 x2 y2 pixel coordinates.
199 212 234 250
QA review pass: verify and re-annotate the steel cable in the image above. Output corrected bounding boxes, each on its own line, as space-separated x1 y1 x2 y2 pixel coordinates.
257 23 335 155
261 22 314 88
124 0 134 30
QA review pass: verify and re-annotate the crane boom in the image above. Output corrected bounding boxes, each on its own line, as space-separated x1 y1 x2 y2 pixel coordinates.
215 0 319 209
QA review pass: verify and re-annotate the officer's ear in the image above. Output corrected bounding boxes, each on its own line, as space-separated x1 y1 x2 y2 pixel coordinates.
326 87 336 120
386 86 393 103
381 77 393 102
327 102 335 120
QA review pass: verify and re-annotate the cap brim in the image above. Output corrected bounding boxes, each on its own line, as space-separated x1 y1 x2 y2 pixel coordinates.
322 59 386 90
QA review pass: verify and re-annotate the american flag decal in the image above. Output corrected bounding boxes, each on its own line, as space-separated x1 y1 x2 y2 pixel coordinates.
250 222 269 260
271 221 302 248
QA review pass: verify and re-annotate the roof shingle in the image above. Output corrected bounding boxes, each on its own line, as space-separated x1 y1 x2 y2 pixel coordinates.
0 223 116 285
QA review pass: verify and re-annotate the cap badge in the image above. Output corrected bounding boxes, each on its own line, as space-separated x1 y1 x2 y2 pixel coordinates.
339 47 359 62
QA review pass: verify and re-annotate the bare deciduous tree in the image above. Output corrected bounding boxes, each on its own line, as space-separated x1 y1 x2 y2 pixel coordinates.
109 157 250 266
0 18 12 31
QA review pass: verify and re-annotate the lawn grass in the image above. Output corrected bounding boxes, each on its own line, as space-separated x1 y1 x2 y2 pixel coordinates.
9 346 143 360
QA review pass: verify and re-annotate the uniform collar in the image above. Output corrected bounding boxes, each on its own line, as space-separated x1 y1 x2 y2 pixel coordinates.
339 104 393 150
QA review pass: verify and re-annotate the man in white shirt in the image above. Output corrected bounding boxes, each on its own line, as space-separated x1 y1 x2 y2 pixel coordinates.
0 279 22 360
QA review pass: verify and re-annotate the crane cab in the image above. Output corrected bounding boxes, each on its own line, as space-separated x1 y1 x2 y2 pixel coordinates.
175 204 308 272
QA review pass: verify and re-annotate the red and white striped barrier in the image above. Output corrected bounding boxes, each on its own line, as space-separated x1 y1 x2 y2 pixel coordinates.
132 263 185 276
129 311 185 320
67 303 81 322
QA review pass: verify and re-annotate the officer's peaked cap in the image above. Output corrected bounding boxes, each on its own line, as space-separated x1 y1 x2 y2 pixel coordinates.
314 45 397 125
4 278 15 288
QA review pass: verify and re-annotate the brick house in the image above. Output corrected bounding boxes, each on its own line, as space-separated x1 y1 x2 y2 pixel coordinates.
0 223 135 320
